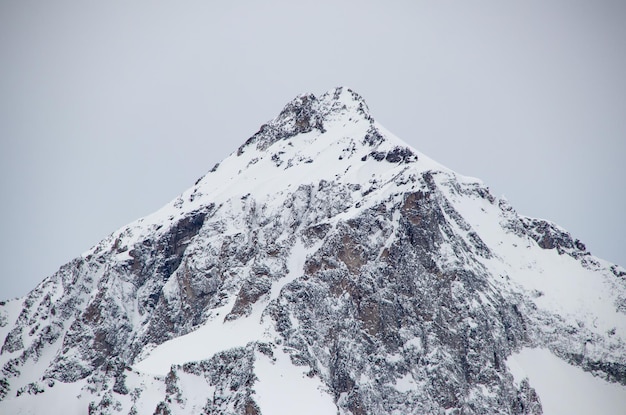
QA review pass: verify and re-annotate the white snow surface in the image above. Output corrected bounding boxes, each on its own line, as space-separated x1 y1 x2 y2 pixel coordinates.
168 369 215 414
1 381 87 415
0 366 167 415
254 346 336 415
134 297 271 376
506 348 626 415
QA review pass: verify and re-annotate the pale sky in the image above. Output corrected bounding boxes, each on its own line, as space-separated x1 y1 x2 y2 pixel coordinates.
1 1 625 300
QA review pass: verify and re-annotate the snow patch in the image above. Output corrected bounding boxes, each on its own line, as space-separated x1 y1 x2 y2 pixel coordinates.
268 240 308 302
254 346 336 415
393 373 416 393
0 381 88 415
506 348 626 415
133 300 270 376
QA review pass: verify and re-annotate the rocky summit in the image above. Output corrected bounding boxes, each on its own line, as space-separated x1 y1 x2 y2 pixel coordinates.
1 87 625 414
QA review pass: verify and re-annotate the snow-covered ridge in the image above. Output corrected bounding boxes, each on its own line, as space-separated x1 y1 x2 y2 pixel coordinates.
83 86 449 259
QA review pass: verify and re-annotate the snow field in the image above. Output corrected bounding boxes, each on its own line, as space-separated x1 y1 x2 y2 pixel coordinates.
506 348 626 415
254 346 336 415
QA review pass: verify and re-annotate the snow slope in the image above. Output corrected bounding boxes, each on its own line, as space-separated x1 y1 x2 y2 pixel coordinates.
507 348 626 415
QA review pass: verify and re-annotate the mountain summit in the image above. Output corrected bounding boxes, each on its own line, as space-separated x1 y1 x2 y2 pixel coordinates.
1 87 625 414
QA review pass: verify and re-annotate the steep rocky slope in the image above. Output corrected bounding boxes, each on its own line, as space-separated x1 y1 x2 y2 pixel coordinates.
1 87 625 414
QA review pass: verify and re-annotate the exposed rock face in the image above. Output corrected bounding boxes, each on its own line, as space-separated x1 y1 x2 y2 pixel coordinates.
1 87 625 414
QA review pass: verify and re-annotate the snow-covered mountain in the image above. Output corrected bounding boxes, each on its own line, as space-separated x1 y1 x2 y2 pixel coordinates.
1 87 625 414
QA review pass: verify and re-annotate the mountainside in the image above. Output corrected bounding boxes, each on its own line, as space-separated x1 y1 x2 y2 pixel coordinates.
1 87 625 414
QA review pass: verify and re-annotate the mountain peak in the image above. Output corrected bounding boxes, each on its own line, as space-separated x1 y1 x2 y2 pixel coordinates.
237 86 373 155
2 87 625 414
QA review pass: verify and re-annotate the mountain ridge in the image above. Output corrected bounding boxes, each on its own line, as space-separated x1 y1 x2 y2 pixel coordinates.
1 87 625 414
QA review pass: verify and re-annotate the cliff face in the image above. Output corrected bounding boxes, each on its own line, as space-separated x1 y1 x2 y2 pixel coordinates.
1 87 625 414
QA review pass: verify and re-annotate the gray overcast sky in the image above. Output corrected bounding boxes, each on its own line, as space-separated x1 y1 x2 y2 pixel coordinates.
1 1 625 300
